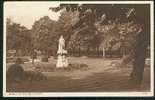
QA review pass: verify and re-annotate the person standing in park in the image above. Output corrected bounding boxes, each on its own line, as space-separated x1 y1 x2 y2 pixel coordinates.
31 50 37 64
103 46 105 58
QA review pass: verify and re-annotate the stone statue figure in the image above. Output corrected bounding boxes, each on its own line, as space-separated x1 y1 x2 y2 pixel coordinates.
56 35 68 68
57 35 65 54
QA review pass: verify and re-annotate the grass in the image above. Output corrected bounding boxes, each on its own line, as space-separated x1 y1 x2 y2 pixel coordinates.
6 57 150 92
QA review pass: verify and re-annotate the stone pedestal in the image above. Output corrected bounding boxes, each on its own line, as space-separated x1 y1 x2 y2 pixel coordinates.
56 54 68 68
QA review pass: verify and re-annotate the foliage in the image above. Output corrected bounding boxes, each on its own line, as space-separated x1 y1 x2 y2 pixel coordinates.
31 16 57 55
7 63 24 82
6 18 32 56
6 4 149 58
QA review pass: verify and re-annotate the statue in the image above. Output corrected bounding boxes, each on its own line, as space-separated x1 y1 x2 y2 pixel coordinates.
56 35 68 68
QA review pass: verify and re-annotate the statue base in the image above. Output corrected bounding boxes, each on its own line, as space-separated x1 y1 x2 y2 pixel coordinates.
56 54 68 68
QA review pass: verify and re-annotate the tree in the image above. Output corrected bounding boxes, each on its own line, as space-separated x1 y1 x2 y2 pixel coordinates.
129 5 150 84
6 18 32 56
55 4 104 56
56 8 80 47
31 16 57 61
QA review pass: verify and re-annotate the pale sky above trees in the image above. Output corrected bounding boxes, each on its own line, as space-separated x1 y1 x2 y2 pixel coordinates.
4 2 61 29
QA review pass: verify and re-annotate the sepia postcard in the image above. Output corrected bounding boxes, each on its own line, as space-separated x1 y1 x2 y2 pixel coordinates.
3 1 154 97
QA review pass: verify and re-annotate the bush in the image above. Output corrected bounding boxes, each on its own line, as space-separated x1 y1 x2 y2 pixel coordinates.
7 62 47 82
6 57 29 63
80 63 88 68
6 57 16 63
7 63 24 82
24 71 47 81
66 63 88 71
41 56 48 62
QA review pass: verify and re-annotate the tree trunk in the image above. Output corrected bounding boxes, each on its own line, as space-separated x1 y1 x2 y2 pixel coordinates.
103 47 105 58
78 45 81 56
72 48 75 56
32 58 34 64
95 47 98 56
97 46 100 57
121 41 126 58
87 46 90 56
130 32 148 84
41 50 48 62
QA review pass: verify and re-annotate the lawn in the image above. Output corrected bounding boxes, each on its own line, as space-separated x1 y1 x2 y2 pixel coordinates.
6 57 150 92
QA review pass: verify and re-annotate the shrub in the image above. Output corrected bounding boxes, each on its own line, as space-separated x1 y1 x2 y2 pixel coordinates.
7 63 24 82
80 63 88 68
66 63 88 71
24 71 47 81
41 56 48 62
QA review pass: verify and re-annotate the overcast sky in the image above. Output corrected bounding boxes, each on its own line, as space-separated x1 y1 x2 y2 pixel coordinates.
4 2 61 29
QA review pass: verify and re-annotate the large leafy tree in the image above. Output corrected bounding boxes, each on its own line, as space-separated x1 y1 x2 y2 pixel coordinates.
52 4 104 56
31 16 57 56
55 7 80 49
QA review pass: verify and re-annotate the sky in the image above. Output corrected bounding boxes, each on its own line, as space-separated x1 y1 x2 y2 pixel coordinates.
4 2 61 29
